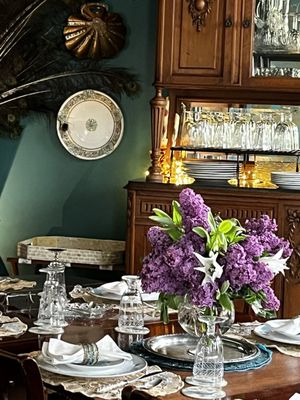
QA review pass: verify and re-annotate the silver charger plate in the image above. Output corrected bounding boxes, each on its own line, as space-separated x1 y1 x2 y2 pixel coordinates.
143 334 259 364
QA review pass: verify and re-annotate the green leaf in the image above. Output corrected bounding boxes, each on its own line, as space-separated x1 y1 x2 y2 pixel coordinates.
166 228 183 241
158 293 184 323
218 293 234 311
172 201 182 226
220 280 230 294
218 219 234 234
208 211 216 231
152 208 171 218
149 215 174 227
193 226 210 242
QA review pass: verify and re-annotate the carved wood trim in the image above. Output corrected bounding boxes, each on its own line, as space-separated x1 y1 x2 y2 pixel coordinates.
140 200 172 216
287 209 300 283
187 0 213 31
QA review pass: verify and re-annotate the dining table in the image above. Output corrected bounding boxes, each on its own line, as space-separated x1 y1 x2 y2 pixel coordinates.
1 305 300 400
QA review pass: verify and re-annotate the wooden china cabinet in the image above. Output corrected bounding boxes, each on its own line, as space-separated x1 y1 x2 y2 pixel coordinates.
126 0 300 320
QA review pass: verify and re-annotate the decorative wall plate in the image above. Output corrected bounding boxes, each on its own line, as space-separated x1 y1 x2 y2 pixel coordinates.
56 89 124 160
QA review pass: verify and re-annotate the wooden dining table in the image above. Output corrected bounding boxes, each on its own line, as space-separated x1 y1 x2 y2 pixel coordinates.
1 311 300 400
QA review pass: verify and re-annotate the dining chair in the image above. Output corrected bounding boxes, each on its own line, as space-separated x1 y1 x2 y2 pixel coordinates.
122 386 163 400
0 349 46 400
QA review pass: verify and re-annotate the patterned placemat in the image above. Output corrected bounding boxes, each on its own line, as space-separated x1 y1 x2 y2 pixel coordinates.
33 356 183 400
130 341 272 372
0 277 36 292
0 313 28 337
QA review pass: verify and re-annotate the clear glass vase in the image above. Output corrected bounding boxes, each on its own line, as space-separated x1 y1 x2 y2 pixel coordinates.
182 314 228 399
178 296 235 337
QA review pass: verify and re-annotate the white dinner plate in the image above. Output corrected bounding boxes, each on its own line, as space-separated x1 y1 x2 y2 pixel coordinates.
92 282 159 302
37 353 147 378
56 89 124 160
254 322 300 345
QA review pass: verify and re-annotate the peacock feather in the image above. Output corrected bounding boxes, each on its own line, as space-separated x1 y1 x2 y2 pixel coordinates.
0 0 140 138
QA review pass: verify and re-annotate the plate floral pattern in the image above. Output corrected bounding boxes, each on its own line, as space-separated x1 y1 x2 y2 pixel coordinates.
57 90 124 160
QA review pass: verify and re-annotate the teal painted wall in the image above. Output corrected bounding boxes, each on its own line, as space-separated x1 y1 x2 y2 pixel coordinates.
0 0 157 274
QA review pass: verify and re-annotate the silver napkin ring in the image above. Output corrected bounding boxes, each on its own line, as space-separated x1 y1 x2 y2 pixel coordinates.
82 342 100 365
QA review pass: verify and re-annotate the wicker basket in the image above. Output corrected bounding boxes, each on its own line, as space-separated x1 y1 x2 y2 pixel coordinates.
17 236 125 266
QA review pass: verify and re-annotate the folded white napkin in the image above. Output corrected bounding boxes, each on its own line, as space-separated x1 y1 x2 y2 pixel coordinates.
97 281 159 302
42 334 132 365
265 318 300 338
99 281 127 296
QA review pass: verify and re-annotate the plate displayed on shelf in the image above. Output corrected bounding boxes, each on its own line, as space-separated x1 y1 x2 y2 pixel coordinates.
36 353 147 378
56 89 124 160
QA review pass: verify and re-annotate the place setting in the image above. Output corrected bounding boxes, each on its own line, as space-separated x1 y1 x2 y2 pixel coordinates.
34 334 183 399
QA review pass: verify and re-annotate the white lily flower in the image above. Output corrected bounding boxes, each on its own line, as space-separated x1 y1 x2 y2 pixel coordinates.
260 248 289 276
194 251 223 285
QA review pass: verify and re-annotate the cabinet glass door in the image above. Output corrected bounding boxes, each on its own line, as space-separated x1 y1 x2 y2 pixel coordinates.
241 0 300 88
253 0 300 78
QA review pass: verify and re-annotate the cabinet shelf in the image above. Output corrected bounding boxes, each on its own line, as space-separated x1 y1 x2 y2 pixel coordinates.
170 146 300 158
253 51 300 61
169 146 300 184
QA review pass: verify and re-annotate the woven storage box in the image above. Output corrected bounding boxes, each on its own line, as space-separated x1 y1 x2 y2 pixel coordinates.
17 236 125 266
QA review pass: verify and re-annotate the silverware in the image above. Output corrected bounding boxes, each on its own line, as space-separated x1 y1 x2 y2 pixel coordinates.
96 370 163 394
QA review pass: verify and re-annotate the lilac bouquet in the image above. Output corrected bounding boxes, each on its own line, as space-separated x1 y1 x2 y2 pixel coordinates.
141 188 292 322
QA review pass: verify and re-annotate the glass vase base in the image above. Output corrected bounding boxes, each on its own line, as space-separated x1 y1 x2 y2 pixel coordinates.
185 376 227 387
181 386 226 399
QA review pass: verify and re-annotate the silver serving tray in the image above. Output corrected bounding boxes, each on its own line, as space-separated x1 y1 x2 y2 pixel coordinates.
143 334 260 364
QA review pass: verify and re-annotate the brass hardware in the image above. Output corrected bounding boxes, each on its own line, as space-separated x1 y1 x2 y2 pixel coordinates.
287 209 300 283
242 19 251 28
225 17 233 28
187 0 213 31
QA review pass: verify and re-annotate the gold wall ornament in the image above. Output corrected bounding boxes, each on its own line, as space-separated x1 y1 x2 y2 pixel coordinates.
187 0 213 31
63 2 126 59
287 209 300 283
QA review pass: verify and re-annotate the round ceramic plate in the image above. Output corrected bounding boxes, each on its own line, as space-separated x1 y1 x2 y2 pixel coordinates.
56 89 124 160
37 353 147 378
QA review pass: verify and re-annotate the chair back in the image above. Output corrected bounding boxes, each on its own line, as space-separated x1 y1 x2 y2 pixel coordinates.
0 349 45 400
122 386 163 400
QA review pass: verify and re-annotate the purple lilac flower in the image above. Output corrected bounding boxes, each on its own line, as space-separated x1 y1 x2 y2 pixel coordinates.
147 226 172 248
141 189 292 315
242 235 264 258
221 244 257 290
245 215 292 258
245 215 278 235
261 286 280 311
179 188 210 232
189 281 218 308
249 261 274 291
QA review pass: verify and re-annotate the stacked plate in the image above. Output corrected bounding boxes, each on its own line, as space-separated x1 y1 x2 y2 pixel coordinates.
271 171 300 190
183 160 239 182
